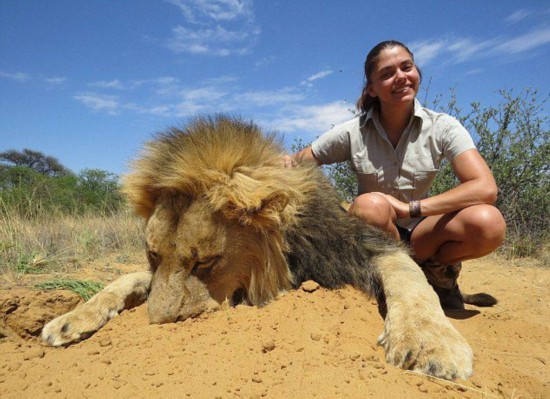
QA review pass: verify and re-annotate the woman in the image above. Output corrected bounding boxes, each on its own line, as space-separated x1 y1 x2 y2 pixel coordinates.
285 40 506 309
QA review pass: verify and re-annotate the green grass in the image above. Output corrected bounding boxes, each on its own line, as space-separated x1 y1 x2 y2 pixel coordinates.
35 279 105 301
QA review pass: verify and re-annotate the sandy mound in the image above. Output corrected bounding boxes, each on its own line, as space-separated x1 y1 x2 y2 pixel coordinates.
0 257 548 398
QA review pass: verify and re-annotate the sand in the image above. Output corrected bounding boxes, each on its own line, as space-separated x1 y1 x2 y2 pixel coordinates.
0 255 548 398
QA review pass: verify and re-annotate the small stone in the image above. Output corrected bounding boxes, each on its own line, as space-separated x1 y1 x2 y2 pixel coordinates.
23 348 45 360
310 333 322 341
99 338 112 347
418 384 429 393
362 355 380 362
252 377 262 383
300 280 320 293
262 340 276 353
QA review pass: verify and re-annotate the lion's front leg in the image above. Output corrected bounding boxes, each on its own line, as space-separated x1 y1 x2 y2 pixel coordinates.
41 271 152 346
375 252 473 380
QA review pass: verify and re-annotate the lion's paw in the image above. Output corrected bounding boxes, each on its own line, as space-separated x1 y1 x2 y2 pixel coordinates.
378 317 473 380
41 307 115 347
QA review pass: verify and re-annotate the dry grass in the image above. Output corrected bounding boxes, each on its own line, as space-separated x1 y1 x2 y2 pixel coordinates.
0 206 144 282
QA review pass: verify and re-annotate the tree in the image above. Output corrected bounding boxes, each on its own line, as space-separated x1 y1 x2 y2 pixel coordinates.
77 169 124 213
0 148 73 177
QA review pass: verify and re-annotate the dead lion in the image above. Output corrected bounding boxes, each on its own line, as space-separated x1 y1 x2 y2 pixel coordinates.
42 116 475 380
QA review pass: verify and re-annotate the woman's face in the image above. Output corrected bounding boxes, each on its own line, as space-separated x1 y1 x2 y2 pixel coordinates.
367 46 420 110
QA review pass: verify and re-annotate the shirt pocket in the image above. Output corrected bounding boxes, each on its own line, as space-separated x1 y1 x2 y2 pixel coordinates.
356 171 379 194
413 169 438 196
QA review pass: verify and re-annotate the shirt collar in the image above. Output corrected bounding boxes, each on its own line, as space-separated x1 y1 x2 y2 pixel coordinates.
360 98 424 128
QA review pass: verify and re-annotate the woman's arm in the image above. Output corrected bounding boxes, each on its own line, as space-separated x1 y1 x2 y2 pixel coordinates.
382 149 497 218
283 146 322 167
420 149 497 215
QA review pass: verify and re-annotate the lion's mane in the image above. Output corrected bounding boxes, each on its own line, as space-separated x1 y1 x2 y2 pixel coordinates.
123 115 402 304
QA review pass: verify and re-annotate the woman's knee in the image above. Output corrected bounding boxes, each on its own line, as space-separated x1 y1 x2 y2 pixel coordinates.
348 193 394 226
463 205 506 248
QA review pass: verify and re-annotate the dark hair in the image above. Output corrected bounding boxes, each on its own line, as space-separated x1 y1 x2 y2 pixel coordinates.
356 40 422 115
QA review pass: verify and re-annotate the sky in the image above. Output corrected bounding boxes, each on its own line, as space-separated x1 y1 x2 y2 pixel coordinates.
1 0 549 175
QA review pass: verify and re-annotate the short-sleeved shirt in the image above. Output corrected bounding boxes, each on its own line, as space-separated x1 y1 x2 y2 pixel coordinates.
311 99 476 228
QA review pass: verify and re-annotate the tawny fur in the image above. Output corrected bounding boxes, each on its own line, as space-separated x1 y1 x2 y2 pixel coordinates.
123 115 316 229
42 115 475 380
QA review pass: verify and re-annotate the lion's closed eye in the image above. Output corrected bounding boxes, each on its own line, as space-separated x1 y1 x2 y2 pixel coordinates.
147 251 162 271
194 255 222 272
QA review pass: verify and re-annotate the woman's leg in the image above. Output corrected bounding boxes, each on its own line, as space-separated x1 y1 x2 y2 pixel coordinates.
410 204 506 308
410 204 506 265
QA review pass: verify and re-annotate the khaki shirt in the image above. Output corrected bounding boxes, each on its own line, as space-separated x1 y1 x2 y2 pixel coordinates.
311 99 476 228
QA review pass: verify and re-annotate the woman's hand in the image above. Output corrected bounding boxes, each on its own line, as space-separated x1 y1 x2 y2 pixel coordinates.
373 192 409 218
282 154 296 168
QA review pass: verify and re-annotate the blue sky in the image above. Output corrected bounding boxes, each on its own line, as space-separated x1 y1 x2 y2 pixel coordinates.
1 1 549 175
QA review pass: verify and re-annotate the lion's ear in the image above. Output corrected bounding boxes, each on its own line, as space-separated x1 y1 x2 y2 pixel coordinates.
240 189 290 230
226 189 290 230
208 170 291 230
260 189 290 215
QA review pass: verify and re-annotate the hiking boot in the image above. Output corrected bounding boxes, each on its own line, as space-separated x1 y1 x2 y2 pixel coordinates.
421 258 465 310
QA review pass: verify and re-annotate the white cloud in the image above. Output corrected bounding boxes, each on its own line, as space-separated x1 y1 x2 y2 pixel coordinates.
165 0 260 56
44 77 67 85
411 25 550 67
89 79 126 90
168 0 253 22
166 24 257 56
73 93 120 115
300 70 333 87
72 74 350 133
465 68 483 75
267 101 353 134
234 89 304 107
0 70 29 82
409 40 446 66
492 26 550 54
182 86 228 101
504 9 533 24
140 105 173 117
173 101 211 116
254 55 275 68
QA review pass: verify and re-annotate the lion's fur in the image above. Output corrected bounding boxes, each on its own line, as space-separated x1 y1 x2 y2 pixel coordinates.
42 115 476 380
123 115 403 306
123 116 316 231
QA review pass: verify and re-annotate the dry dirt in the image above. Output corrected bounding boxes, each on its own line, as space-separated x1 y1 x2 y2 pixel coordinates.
0 255 548 399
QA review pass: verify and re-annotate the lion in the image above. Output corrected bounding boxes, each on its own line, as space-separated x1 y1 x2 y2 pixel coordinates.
42 115 475 380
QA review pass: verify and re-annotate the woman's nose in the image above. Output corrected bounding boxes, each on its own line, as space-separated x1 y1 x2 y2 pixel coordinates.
395 69 406 80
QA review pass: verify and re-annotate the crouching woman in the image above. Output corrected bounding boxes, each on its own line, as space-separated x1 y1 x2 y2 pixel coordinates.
285 40 506 309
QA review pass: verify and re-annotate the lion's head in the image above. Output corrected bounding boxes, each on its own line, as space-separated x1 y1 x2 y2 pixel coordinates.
123 116 317 323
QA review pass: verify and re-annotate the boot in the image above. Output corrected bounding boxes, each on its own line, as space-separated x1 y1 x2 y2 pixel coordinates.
421 259 464 310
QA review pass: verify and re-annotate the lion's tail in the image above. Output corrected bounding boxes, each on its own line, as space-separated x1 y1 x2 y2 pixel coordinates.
462 291 498 307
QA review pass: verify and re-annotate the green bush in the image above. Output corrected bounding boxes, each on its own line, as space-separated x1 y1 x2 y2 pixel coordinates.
0 151 124 218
